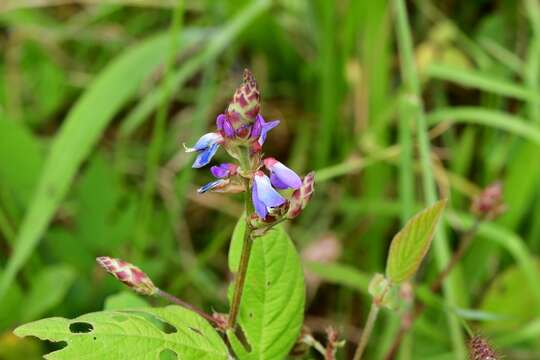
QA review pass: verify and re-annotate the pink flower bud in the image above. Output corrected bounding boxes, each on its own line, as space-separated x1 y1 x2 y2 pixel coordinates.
227 69 261 124
96 256 157 296
287 172 315 219
471 182 505 220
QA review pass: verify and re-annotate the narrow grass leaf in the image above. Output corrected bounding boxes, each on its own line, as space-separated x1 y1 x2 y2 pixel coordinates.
0 31 202 299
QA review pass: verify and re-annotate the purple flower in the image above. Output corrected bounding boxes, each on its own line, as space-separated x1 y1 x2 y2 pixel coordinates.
216 114 235 138
184 132 223 168
263 157 302 190
211 163 238 178
252 171 286 218
251 114 280 146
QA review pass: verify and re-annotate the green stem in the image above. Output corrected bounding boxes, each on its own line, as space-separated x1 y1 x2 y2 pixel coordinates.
353 302 380 360
393 0 466 357
156 288 217 325
228 177 255 329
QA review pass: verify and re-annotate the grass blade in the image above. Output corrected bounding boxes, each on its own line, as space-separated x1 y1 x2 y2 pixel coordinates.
0 31 201 299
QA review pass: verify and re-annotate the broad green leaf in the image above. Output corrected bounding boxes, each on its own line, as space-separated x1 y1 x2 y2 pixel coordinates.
0 30 203 299
386 200 446 283
480 260 540 332
21 265 76 322
104 291 149 310
227 220 305 360
14 306 228 360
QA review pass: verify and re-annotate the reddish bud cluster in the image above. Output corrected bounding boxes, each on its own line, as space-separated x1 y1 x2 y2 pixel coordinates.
469 336 499 360
471 182 505 220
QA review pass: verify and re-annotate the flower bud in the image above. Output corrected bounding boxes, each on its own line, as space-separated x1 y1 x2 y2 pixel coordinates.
227 69 261 124
471 182 505 220
469 335 499 360
368 273 399 310
96 256 157 296
287 172 315 219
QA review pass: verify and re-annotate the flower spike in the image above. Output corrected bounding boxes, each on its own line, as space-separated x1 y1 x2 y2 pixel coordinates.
264 157 302 190
96 256 157 296
227 69 261 123
252 171 286 218
184 132 223 168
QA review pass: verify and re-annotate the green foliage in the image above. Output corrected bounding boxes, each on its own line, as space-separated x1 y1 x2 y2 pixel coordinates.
0 31 203 300
480 260 540 332
228 219 305 360
386 200 447 283
14 306 229 360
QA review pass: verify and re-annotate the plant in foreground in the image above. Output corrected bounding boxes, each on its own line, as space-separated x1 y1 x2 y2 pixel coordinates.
13 70 315 360
383 182 506 360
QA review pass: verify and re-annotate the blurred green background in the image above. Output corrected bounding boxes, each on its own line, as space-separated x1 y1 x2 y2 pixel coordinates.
1 0 540 359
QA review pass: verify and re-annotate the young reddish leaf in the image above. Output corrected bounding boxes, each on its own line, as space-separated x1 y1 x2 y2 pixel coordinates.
386 199 447 283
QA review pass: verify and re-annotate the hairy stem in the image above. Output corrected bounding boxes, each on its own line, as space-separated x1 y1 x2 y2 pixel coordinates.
353 303 380 360
384 219 481 359
156 288 217 325
227 177 254 329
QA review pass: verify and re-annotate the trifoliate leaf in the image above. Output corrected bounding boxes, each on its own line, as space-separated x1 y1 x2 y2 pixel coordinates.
228 220 305 360
386 199 446 283
14 306 228 360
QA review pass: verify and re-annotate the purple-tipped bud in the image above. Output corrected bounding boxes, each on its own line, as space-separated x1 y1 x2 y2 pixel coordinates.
227 69 261 124
96 256 157 296
287 172 315 219
210 163 238 178
469 336 499 360
471 182 505 220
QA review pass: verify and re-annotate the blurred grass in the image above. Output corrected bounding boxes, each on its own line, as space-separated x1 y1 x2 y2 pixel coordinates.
1 0 540 359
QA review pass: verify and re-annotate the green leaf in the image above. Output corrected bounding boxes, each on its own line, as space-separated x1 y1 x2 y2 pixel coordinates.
104 291 149 311
426 63 540 102
227 220 305 360
0 30 203 299
479 260 540 332
14 306 228 360
386 200 446 283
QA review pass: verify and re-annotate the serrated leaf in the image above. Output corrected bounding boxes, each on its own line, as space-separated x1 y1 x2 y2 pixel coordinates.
14 306 228 360
227 220 305 360
386 200 446 283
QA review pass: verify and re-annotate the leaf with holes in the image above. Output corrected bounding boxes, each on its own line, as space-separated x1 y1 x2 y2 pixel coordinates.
14 305 228 360
227 219 305 360
386 200 447 283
